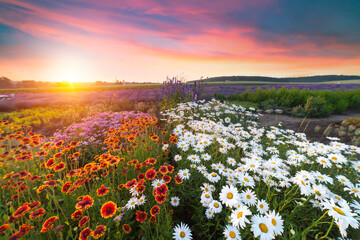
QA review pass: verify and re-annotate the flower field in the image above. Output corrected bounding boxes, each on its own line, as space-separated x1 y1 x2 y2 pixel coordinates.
1 99 360 239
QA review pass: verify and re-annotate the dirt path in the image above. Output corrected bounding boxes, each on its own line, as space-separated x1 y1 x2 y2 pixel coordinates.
258 111 360 144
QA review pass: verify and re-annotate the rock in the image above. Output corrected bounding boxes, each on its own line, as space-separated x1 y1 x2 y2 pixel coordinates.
264 109 273 114
274 109 283 114
256 109 263 114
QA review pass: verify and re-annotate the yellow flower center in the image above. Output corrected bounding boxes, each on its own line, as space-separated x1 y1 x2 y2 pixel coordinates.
237 212 243 218
211 173 217 177
320 160 326 164
214 203 219 208
259 204 264 208
229 231 236 238
246 194 251 199
333 207 345 216
183 173 187 176
259 223 268 233
180 231 186 238
227 192 233 199
341 179 345 182
331 157 337 161
358 166 360 169
244 178 249 182
318 176 324 179
272 219 277 226
250 164 255 168
353 189 359 193
205 194 210 198
335 196 341 200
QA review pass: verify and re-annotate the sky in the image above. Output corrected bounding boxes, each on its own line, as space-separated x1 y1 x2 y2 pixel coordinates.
0 0 360 83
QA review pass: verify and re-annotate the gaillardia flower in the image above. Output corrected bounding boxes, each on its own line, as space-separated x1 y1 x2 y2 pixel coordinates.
101 201 117 218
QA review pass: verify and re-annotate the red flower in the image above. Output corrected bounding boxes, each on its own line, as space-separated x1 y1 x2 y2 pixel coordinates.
155 184 168 196
145 169 156 180
54 152 63 158
45 174 54 179
27 201 40 210
44 180 57 187
175 175 183 184
71 210 83 221
61 182 72 193
167 165 174 173
79 227 92 240
76 195 94 211
9 232 22 240
40 216 58 232
117 184 124 190
159 166 168 175
55 140 63 148
45 159 55 169
29 208 46 220
92 225 106 239
96 185 109 197
150 205 160 216
148 158 157 165
122 224 131 234
162 175 171 183
18 223 33 235
13 205 31 218
136 211 147 223
155 194 166 204
78 216 89 228
100 201 117 218
54 162 65 172
149 215 156 223
19 171 29 178
0 224 10 234
125 179 137 189
137 173 145 180
30 175 40 181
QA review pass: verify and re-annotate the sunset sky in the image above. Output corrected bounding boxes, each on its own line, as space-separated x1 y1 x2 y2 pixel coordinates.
0 0 360 83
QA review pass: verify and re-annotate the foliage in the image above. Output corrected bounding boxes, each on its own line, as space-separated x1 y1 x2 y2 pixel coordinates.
215 87 360 117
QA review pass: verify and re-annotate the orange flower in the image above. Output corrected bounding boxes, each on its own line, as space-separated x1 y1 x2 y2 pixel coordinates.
100 201 117 218
159 166 168 175
145 169 156 180
44 180 57 187
54 140 64 148
136 211 147 223
155 184 168 196
149 215 156 223
76 195 94 211
92 225 106 239
45 174 54 179
71 210 83 221
29 208 46 220
61 182 72 193
78 216 89 228
54 152 63 158
13 205 31 218
96 185 109 197
122 224 131 234
40 216 58 232
79 227 92 240
150 205 160 216
162 175 171 183
125 179 137 189
155 195 166 204
175 175 183 184
0 224 10 234
54 162 65 172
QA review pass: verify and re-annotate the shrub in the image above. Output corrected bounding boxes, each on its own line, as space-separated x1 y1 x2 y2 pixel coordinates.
303 96 331 117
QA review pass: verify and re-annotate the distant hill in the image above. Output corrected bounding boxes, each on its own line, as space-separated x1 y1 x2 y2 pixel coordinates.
189 75 360 83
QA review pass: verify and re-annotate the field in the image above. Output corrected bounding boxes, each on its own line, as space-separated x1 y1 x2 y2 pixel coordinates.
0 81 360 240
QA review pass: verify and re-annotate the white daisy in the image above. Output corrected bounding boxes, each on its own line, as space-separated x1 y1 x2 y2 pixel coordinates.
230 205 251 229
178 169 191 180
251 214 275 240
257 199 269 214
266 210 284 236
223 224 241 240
171 196 180 207
209 200 223 214
241 189 258 206
173 222 192 240
220 185 240 207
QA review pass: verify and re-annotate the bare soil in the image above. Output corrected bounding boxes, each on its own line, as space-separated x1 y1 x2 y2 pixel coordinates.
258 110 360 145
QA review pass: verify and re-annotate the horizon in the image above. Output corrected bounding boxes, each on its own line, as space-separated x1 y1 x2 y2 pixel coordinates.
1 0 360 83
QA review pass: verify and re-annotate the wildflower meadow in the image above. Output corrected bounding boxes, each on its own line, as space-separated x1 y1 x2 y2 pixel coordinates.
1 83 360 240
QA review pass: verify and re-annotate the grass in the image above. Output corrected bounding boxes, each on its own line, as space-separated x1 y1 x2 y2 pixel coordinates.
191 79 360 85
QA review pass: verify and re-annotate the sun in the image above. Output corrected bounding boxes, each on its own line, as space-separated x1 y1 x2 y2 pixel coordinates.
46 55 92 83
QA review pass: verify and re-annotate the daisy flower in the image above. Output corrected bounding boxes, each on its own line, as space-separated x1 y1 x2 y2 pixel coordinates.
223 224 241 240
171 196 180 207
266 210 284 236
178 169 191 180
241 189 258 206
220 185 239 207
209 200 223 214
173 222 192 240
251 215 274 240
230 205 251 229
205 209 215 219
257 200 269 214
322 199 359 231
